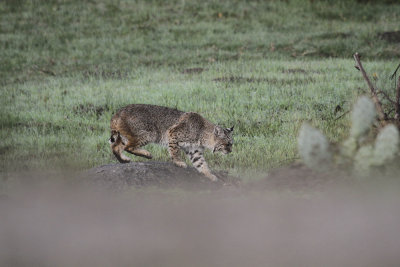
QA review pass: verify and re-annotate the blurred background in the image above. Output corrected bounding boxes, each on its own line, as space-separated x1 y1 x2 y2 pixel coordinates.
1 0 399 85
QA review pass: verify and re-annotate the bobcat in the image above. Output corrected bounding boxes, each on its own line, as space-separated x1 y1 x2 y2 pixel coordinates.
109 104 234 181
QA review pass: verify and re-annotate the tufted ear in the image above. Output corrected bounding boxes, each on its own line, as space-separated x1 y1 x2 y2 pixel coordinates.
227 126 234 132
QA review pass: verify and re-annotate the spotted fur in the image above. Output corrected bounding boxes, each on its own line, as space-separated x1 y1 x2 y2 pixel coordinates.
109 104 233 181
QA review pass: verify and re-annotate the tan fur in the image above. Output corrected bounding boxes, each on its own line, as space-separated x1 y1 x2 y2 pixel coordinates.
109 104 233 181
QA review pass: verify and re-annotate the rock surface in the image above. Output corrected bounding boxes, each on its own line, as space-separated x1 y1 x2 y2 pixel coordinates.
86 161 238 191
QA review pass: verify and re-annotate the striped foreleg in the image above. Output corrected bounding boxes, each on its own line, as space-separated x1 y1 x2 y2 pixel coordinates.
187 149 218 181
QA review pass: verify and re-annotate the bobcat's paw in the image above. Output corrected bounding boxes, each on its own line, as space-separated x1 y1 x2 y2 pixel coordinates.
206 174 218 182
142 152 153 159
116 154 131 163
173 161 187 168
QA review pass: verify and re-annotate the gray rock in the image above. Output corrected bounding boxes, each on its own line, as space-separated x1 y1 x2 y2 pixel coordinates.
86 162 239 192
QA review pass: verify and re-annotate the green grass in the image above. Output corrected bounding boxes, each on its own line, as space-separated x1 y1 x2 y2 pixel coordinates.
1 0 399 85
1 0 400 177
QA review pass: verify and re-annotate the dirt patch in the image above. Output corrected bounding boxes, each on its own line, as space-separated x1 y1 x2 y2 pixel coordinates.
283 68 307 74
0 146 11 155
213 76 315 85
213 76 268 83
378 31 400 43
248 163 351 192
73 103 110 118
316 32 352 39
181 68 207 74
282 68 322 74
3 121 66 134
82 69 128 79
86 161 240 192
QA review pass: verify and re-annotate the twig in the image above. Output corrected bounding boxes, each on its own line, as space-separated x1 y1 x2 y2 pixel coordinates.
390 63 400 80
33 65 56 76
334 110 350 121
376 90 396 105
353 53 387 121
39 69 56 76
396 76 400 120
390 63 400 89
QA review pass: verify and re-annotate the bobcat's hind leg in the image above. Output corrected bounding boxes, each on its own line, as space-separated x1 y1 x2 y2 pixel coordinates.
123 137 153 159
111 142 131 163
125 132 154 159
187 149 218 181
125 147 153 159
109 131 131 163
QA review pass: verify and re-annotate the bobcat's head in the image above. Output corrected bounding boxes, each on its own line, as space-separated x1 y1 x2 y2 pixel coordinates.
213 126 234 154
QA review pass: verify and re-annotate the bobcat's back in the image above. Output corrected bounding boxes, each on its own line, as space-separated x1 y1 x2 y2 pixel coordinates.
111 104 184 144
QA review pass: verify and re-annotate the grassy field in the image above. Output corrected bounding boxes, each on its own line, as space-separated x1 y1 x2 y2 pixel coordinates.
1 0 400 177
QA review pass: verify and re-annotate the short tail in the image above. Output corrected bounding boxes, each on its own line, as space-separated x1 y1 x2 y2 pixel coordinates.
108 130 119 144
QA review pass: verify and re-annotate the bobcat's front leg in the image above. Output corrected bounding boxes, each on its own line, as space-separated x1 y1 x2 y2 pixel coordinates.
167 125 187 168
168 141 187 168
187 150 218 181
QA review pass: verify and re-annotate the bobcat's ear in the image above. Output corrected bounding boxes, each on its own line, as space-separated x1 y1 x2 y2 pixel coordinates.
214 126 224 137
227 126 234 132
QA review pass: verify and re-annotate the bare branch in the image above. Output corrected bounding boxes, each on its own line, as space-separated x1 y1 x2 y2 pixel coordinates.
334 110 350 121
390 63 400 80
396 76 400 120
376 90 396 105
353 52 387 121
